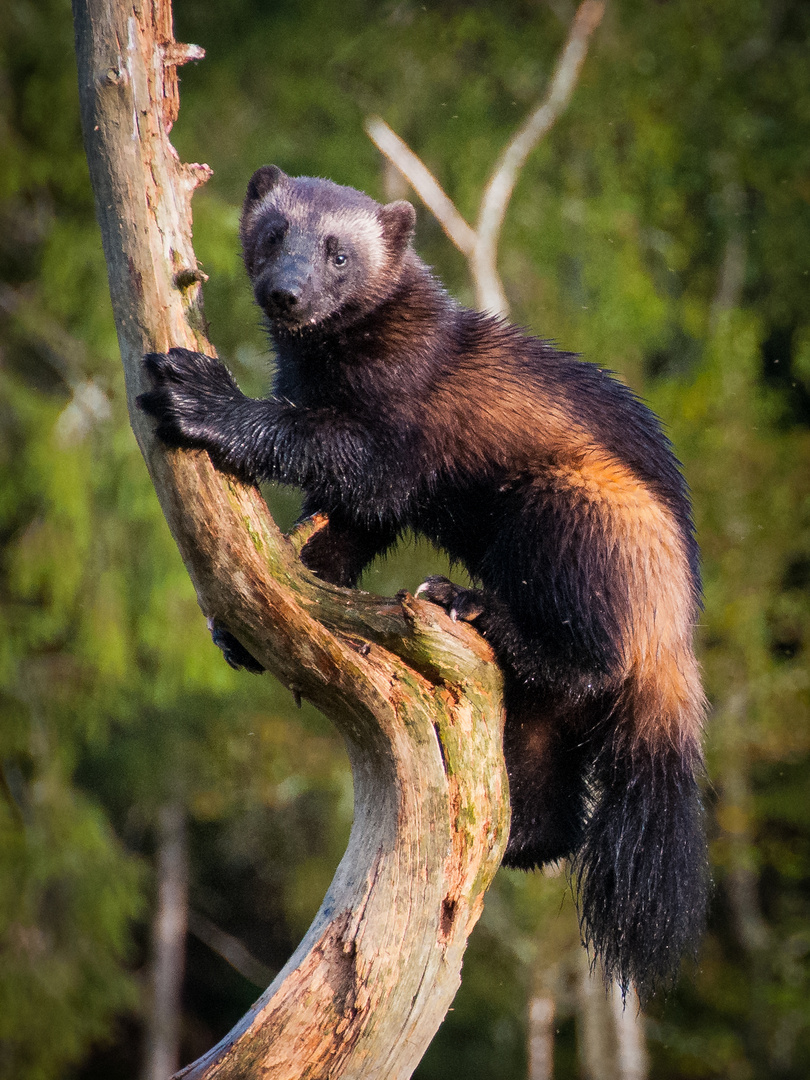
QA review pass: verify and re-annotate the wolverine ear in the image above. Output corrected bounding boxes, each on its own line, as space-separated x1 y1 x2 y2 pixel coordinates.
380 200 416 256
245 165 288 207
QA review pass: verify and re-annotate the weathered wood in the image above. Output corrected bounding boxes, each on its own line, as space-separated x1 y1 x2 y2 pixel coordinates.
72 1 510 1076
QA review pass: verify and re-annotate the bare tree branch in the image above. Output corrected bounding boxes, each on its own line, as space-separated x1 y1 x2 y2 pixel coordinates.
364 117 477 256
187 910 275 989
716 692 770 956
528 994 555 1080
709 176 747 333
611 986 649 1080
474 0 605 314
367 0 605 315
72 1 509 1077
575 949 649 1080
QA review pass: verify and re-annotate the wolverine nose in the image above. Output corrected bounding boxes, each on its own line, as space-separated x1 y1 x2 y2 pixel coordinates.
267 288 299 314
255 278 305 320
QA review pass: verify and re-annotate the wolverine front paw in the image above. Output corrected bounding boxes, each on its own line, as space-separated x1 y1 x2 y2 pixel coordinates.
138 348 243 450
209 619 265 674
415 575 486 623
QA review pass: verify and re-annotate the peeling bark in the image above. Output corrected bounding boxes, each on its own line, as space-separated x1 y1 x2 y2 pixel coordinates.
72 1 509 1077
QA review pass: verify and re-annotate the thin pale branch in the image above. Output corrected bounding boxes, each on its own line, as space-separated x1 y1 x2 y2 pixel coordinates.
474 0 605 314
709 177 746 333
367 1 605 316
188 910 275 989
364 116 477 256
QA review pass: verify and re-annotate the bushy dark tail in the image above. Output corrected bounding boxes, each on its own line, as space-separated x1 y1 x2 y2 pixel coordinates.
574 739 709 1003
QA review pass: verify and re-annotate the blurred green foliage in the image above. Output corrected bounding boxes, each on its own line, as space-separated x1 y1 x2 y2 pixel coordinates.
1 0 809 1077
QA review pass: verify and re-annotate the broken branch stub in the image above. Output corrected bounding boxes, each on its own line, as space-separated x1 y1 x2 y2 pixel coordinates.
72 0 509 1076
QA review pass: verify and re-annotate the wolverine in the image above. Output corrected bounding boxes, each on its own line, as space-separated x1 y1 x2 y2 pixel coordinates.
139 165 708 1000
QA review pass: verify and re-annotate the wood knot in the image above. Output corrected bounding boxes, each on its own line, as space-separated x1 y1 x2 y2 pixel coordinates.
99 67 128 87
173 266 208 290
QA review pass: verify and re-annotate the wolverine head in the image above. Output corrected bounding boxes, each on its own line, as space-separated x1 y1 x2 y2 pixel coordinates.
239 165 416 331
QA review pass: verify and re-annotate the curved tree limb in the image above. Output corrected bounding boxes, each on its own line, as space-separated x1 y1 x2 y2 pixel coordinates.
72 1 509 1077
366 0 605 315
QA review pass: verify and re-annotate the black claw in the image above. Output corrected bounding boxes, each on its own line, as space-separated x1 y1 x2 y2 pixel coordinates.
415 575 486 623
136 388 166 417
143 351 169 376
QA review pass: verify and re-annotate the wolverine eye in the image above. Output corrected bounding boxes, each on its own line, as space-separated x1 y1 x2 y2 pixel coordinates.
325 235 346 266
253 232 283 271
258 217 287 251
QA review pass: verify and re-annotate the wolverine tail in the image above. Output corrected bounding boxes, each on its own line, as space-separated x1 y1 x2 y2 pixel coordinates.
574 671 708 1002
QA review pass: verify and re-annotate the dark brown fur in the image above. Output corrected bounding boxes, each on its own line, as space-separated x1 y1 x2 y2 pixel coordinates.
139 166 708 999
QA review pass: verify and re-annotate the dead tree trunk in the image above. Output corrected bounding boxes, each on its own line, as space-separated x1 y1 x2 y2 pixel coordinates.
72 1 509 1077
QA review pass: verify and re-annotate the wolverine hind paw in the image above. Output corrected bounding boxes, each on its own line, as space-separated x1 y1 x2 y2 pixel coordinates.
415 575 486 623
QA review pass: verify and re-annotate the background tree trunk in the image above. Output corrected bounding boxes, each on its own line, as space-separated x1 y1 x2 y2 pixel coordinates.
142 804 189 1080
72 1 510 1077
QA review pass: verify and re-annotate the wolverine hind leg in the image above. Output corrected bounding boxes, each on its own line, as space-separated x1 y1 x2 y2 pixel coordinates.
500 692 593 868
415 575 593 868
297 503 398 588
